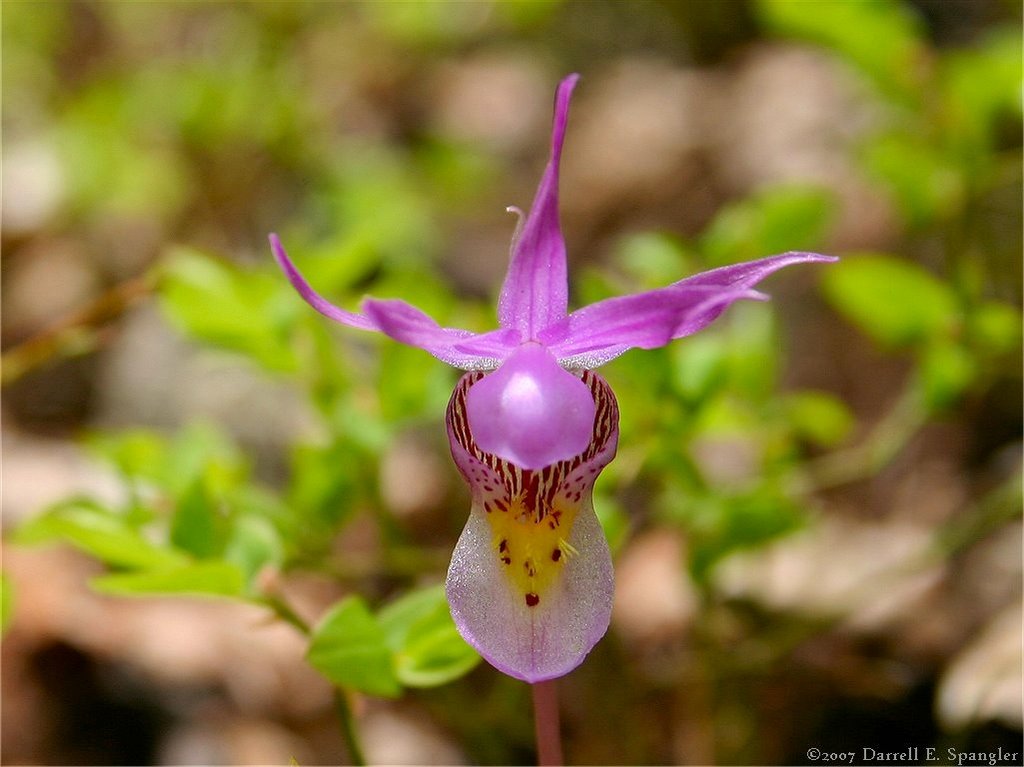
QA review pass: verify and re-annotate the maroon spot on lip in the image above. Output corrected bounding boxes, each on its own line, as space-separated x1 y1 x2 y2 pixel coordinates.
525 592 540 607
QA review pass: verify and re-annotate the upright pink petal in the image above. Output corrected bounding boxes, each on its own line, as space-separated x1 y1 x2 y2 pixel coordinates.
497 74 578 339
446 368 618 682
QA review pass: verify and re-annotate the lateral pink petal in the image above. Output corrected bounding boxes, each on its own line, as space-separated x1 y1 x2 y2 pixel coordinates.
361 298 500 370
673 251 838 290
269 234 378 331
496 74 578 338
540 286 767 369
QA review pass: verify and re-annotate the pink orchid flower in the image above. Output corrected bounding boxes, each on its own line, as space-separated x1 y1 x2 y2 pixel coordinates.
271 74 835 683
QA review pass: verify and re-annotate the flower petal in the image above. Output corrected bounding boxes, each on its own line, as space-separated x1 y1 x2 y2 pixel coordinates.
362 298 503 370
673 251 839 290
271 235 506 370
447 501 613 683
452 327 522 359
270 234 377 331
540 286 767 369
497 75 578 339
542 251 837 368
446 369 618 682
465 343 595 470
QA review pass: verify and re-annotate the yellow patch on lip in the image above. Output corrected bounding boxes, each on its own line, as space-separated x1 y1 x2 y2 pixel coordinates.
486 494 581 607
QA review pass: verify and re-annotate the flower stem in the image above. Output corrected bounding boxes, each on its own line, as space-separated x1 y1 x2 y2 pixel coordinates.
334 689 367 766
259 593 367 765
531 680 564 766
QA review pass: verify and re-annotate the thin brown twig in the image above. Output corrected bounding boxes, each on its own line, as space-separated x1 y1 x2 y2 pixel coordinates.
2 274 154 386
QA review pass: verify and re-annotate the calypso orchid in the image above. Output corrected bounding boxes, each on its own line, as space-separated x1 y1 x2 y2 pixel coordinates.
271 74 835 683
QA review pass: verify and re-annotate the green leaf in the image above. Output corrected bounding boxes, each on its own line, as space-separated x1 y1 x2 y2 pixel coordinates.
823 254 959 348
13 500 188 570
918 342 976 412
378 585 480 688
972 301 1022 356
224 514 284 587
673 490 805 585
941 31 1023 168
164 422 248 497
671 334 727 404
862 134 964 226
783 391 855 447
288 441 360 529
90 560 246 598
170 480 224 559
614 231 694 288
1 572 13 636
84 422 247 498
84 429 167 483
307 597 401 697
159 247 300 372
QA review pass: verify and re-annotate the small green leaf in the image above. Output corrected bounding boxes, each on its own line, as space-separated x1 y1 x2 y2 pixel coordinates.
378 585 449 651
307 596 401 697
671 335 727 403
1 572 14 635
164 422 247 497
13 500 188 570
90 560 246 598
159 247 300 372
84 429 167 483
972 301 1022 356
675 490 805 585
941 31 1023 167
378 585 480 688
823 254 959 348
170 480 223 559
224 514 283 587
862 134 964 226
783 391 855 447
614 231 693 288
918 342 976 412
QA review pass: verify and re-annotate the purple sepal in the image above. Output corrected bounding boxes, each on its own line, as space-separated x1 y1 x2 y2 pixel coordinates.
674 251 839 290
270 234 378 331
497 74 578 339
362 298 495 370
540 286 767 368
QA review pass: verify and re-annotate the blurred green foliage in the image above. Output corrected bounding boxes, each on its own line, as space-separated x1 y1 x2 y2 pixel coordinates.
5 0 1021 763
